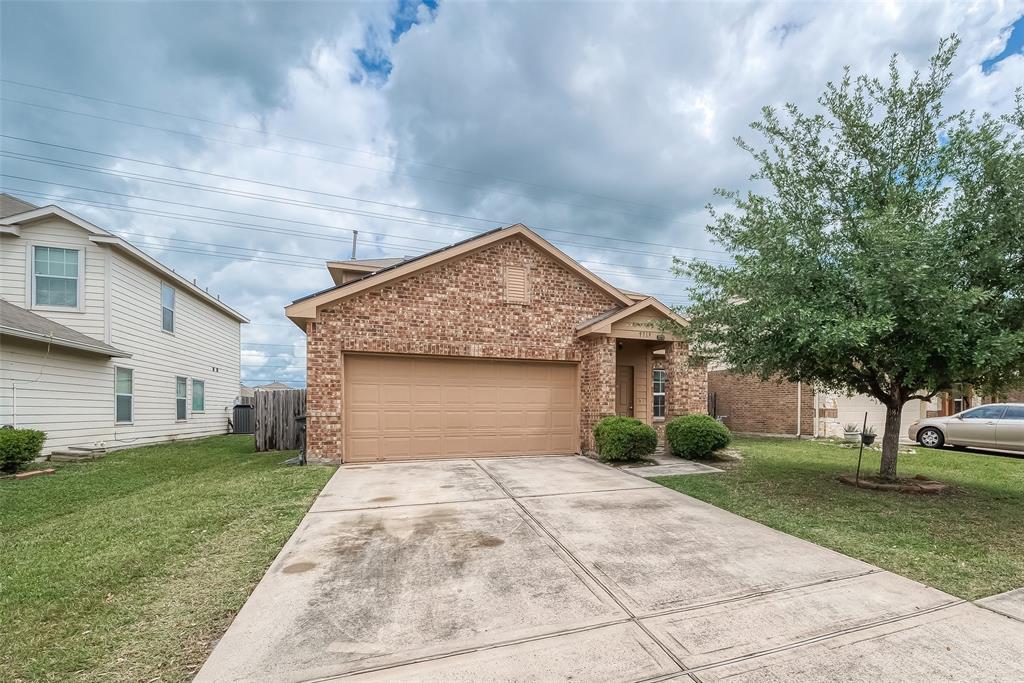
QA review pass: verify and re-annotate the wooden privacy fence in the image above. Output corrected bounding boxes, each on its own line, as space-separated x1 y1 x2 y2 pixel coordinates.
254 389 306 452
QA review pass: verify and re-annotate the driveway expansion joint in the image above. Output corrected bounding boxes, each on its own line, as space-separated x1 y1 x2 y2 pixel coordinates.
680 599 966 675
471 459 690 674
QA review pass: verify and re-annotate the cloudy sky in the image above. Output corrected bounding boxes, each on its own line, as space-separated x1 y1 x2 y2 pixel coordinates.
1 1 1021 388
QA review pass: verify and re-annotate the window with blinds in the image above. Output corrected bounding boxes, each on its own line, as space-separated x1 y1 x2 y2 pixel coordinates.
505 266 529 303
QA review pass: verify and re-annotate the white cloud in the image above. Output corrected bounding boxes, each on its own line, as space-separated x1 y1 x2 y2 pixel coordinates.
2 0 1021 387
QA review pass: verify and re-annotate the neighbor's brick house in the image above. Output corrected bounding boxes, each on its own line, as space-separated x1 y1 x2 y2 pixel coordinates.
286 224 706 462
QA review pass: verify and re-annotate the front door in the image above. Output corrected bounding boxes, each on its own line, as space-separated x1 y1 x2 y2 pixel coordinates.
616 365 634 417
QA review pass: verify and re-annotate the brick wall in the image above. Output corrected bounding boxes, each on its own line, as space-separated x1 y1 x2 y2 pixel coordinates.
707 370 813 436
306 236 624 459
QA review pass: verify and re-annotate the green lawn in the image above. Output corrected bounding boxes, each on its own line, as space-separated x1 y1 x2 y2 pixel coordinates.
654 437 1024 601
0 435 335 683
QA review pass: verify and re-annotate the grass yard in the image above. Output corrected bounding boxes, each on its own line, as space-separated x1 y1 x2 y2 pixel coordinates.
654 437 1024 601
0 435 335 683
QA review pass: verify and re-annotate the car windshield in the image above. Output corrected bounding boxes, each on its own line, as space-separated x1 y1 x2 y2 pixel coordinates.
960 406 1007 420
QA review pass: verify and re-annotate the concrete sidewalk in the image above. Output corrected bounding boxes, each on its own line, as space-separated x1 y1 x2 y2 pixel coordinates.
196 455 1024 682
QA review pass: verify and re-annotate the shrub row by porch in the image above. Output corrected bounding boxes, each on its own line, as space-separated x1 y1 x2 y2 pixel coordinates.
593 416 658 462
666 415 731 459
0 428 46 473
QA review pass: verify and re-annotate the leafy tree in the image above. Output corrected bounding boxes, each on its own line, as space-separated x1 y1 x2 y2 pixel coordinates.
678 36 1023 480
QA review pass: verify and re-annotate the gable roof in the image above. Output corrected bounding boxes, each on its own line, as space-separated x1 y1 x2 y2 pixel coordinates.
285 224 635 328
575 297 688 337
0 193 36 218
0 299 130 357
0 200 248 323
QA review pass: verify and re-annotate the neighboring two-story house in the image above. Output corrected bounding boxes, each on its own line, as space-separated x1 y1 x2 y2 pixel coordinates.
0 194 248 454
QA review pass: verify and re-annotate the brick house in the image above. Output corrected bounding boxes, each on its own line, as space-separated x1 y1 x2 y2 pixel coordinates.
285 224 706 462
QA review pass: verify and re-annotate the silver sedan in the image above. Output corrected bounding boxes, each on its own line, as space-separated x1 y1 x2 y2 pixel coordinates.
908 403 1024 452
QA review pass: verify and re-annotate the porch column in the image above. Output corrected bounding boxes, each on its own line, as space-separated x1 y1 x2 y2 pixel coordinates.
579 336 616 452
664 341 708 418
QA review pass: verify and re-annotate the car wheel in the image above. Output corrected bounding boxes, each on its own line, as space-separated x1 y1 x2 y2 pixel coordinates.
918 427 944 449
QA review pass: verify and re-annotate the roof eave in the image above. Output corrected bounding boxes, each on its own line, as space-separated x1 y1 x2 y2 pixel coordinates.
285 224 634 327
0 327 132 358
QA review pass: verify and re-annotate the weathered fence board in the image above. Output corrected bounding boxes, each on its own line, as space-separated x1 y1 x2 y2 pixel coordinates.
254 389 306 452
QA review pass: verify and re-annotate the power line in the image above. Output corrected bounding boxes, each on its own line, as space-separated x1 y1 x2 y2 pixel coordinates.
6 186 696 287
0 176 724 270
0 163 730 266
0 96 695 224
0 79 684 214
0 138 730 257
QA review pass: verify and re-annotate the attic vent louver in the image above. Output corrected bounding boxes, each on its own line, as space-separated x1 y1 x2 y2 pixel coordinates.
505 266 529 303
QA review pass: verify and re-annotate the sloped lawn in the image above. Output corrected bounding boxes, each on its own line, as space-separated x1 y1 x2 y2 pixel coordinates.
653 437 1024 600
0 435 335 682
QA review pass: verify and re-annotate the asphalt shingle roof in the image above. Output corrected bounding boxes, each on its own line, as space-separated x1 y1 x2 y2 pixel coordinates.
0 299 130 357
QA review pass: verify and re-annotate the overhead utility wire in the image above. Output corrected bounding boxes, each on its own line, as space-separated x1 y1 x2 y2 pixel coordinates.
0 97 694 224
0 164 730 266
2 186 699 284
0 78 682 213
0 136 729 257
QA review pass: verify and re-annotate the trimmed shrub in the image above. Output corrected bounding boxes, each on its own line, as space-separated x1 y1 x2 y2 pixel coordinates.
0 428 46 474
593 416 658 462
665 415 731 459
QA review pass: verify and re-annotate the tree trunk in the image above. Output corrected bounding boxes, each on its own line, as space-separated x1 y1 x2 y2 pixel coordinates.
878 403 903 481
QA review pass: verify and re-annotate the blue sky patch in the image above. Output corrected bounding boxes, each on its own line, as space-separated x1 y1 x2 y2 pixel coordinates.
981 15 1023 73
355 0 438 84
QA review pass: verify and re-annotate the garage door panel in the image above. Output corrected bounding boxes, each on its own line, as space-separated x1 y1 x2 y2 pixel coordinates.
345 355 577 461
349 383 380 403
444 410 472 429
347 437 381 462
524 410 551 429
411 410 443 429
380 384 411 404
381 437 414 459
473 410 500 430
412 385 441 404
552 410 575 429
380 410 412 431
348 410 380 432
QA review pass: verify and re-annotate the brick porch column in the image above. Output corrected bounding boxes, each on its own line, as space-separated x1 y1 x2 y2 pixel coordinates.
579 336 616 452
305 320 343 459
664 341 708 418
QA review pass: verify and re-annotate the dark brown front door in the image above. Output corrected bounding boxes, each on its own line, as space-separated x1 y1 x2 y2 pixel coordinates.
616 365 634 417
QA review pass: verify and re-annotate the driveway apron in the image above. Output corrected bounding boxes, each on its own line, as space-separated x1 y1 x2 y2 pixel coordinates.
196 455 1024 683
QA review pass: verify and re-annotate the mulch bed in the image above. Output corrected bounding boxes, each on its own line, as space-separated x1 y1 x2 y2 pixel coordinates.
838 473 949 494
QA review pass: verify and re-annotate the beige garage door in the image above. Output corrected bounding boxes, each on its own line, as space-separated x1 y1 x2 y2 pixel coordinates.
344 354 578 462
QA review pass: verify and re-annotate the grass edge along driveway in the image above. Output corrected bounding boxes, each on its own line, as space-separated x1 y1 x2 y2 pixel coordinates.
1 435 335 683
654 436 1024 601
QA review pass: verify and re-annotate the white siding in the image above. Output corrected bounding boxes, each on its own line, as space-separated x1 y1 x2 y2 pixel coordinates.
0 216 243 453
0 338 115 452
105 251 241 447
1 219 107 340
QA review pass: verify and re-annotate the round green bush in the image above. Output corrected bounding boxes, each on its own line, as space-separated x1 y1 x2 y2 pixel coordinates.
593 416 658 462
665 414 731 459
0 428 46 474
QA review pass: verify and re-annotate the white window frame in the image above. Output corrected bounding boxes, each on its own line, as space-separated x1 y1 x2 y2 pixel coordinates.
191 378 205 413
161 282 176 334
28 243 85 312
176 376 188 421
115 367 134 424
652 368 667 420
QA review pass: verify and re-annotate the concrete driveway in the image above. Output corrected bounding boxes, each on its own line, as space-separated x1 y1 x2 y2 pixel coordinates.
196 456 1024 682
